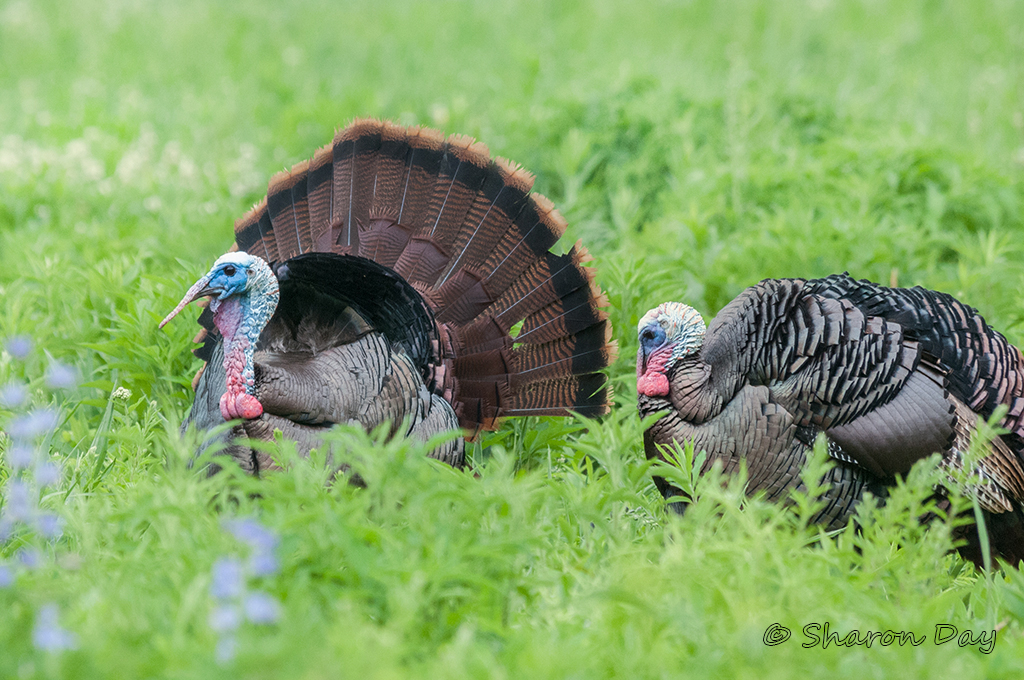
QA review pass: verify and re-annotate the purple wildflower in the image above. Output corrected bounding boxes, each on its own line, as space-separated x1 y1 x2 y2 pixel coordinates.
0 382 27 408
215 636 237 664
36 513 63 540
35 460 61 488
0 564 12 588
209 603 242 633
224 518 278 553
5 479 34 522
210 558 245 599
32 603 77 652
8 409 58 439
6 443 35 470
224 517 279 576
243 591 280 625
6 336 33 360
45 362 78 390
208 519 283 661
17 547 43 569
248 551 278 577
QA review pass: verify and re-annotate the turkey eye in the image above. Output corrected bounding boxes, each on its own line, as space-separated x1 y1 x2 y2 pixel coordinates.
641 329 656 342
224 265 236 276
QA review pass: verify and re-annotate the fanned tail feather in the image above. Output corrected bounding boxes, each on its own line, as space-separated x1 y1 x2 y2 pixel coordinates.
305 144 334 251
266 162 310 260
229 118 614 432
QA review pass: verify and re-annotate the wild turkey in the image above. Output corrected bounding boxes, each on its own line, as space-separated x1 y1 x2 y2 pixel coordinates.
161 119 615 473
637 274 1024 567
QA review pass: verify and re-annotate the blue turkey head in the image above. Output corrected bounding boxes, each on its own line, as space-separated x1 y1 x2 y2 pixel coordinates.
636 302 706 397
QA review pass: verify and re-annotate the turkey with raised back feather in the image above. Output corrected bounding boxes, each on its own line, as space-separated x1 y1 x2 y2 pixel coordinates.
162 119 615 473
638 274 1024 567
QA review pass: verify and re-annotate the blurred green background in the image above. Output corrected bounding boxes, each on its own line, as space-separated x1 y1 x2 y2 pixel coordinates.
1 0 1024 677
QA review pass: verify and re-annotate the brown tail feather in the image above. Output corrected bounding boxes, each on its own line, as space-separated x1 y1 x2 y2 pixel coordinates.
306 144 334 252
327 122 360 253
512 322 615 383
234 198 275 264
229 118 614 432
447 324 612 386
394 126 446 227
490 247 597 330
392 237 451 288
359 217 414 269
346 122 384 251
477 193 567 299
267 163 310 262
364 123 412 227
517 285 609 345
435 165 531 289
408 138 492 288
505 373 611 418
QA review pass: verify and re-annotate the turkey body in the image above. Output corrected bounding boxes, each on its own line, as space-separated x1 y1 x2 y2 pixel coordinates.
180 119 615 472
638 274 1024 567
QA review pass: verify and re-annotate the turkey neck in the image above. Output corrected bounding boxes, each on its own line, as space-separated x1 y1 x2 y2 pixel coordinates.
211 289 277 402
665 356 722 425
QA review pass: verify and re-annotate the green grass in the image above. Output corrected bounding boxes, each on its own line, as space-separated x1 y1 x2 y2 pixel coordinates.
2 0 1024 676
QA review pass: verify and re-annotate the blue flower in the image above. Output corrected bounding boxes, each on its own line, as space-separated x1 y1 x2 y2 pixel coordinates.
36 513 63 540
5 479 34 523
17 547 43 569
6 444 35 471
0 564 12 588
8 409 58 439
215 635 237 664
0 382 27 409
210 558 245 599
32 603 77 652
45 362 78 390
243 591 280 625
35 461 61 488
223 518 279 553
209 603 242 633
6 336 33 360
248 551 278 577
208 518 284 662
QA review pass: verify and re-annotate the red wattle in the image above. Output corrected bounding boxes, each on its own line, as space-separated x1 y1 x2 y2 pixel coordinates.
219 390 264 421
636 345 672 397
638 371 670 397
219 392 235 420
213 297 264 421
236 393 263 419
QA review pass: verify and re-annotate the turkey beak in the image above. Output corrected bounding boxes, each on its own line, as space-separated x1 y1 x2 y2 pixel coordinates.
638 328 655 374
637 341 652 378
159 274 216 328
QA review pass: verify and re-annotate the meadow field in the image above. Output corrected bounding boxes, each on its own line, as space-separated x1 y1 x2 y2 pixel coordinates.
2 0 1024 676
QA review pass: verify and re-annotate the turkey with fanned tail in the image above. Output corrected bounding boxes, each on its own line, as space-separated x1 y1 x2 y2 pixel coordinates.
162 119 615 473
637 274 1024 567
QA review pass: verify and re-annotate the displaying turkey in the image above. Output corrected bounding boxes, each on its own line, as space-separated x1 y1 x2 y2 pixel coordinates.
637 274 1024 567
161 119 615 473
